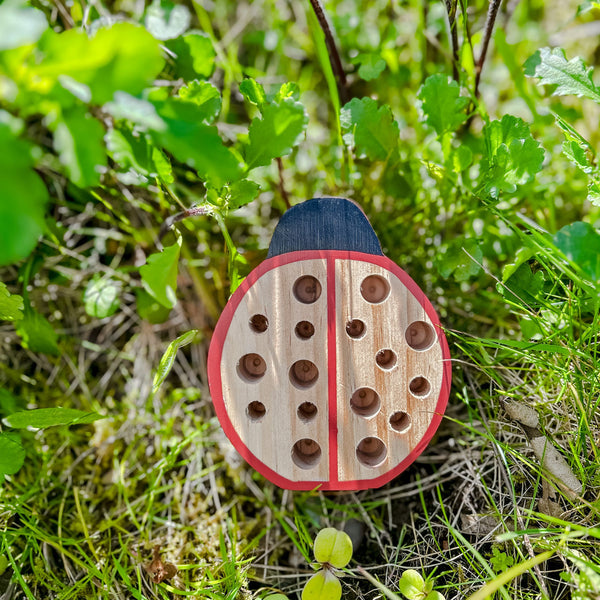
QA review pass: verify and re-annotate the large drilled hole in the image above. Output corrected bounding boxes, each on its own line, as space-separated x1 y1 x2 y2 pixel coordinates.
360 275 390 304
346 319 366 339
389 411 411 433
237 353 266 381
247 401 266 420
295 321 315 339
249 314 268 333
376 349 397 370
350 388 381 417
405 321 436 351
293 276 322 304
289 360 319 388
409 376 431 398
292 439 322 469
356 437 387 467
297 402 318 422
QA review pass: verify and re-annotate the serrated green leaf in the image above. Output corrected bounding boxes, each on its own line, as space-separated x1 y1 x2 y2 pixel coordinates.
588 180 600 206
145 0 190 41
0 1 48 51
226 179 260 210
357 53 386 81
340 97 399 161
53 109 107 187
437 238 483 281
417 74 468 136
553 221 600 282
0 432 25 477
178 81 221 123
524 47 600 104
16 309 59 355
240 78 267 108
152 329 198 393
481 115 545 198
166 32 215 80
562 140 593 174
302 570 342 600
0 283 24 321
246 98 308 169
140 240 181 309
398 570 425 600
4 408 102 429
105 92 165 131
83 277 121 318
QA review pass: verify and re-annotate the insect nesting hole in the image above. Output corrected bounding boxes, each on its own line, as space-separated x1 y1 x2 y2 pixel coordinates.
237 353 267 381
405 320 435 350
289 359 319 388
356 437 387 467
293 275 322 304
292 438 322 469
350 388 381 417
360 275 390 304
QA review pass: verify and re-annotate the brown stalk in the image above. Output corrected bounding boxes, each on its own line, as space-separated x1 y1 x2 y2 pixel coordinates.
474 0 503 98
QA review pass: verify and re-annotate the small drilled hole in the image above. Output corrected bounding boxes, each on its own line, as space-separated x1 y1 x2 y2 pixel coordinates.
361 275 390 304
350 388 381 417
409 376 431 397
249 314 268 333
297 402 318 422
346 319 366 339
237 353 266 381
389 411 411 433
293 276 322 304
247 401 266 420
356 437 387 467
292 439 321 469
405 321 436 351
295 321 315 339
376 349 397 370
289 360 319 388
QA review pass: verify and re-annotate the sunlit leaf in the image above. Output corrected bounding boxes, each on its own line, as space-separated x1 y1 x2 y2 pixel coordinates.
302 570 342 600
240 78 267 108
0 282 24 321
356 53 386 81
83 277 121 318
0 0 48 51
178 81 221 123
145 0 191 41
418 74 468 136
398 570 425 600
140 240 181 309
226 179 260 210
166 32 216 80
152 329 198 393
5 408 102 429
313 528 353 569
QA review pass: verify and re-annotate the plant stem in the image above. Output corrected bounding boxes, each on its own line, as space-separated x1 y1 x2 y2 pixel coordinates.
474 0 503 98
308 0 348 104
445 0 460 82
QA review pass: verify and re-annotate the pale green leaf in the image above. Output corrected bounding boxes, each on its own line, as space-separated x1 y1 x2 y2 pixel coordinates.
357 53 386 81
0 0 48 51
140 240 181 309
418 74 468 136
0 432 25 477
166 32 215 80
135 288 172 324
313 528 353 569
226 179 260 210
0 283 24 321
240 78 267 108
437 238 483 281
562 140 593 174
302 570 342 600
152 329 198 393
104 92 166 131
398 570 425 600
145 0 190 41
4 408 102 429
83 277 121 318
178 81 221 124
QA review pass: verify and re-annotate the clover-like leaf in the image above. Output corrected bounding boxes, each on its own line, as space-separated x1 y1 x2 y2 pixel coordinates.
145 0 191 41
302 569 342 600
418 74 468 136
83 277 121 319
313 528 353 569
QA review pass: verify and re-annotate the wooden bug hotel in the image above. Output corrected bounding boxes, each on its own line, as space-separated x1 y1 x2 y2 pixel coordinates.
208 197 451 490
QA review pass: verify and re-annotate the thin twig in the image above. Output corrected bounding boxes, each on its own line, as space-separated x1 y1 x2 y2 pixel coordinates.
276 158 291 209
444 0 460 82
474 0 503 98
308 0 349 104
158 206 208 248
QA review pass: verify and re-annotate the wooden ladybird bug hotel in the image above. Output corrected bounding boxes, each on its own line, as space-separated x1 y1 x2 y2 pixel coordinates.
208 197 451 491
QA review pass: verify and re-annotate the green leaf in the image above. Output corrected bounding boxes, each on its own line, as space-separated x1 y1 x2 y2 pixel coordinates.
4 408 102 429
302 570 342 600
226 179 260 210
240 78 267 108
356 53 386 81
553 221 600 282
152 329 198 393
0 432 25 477
274 82 300 103
417 74 468 136
313 528 353 569
524 47 600 104
0 283 24 321
588 180 600 206
145 0 191 41
105 92 166 131
562 140 593 174
16 309 59 355
178 81 221 124
135 288 172 324
500 263 545 306
105 127 154 177
166 32 216 80
0 0 48 51
0 389 24 417
425 592 445 600
246 98 308 169
437 238 483 281
340 97 399 161
398 570 425 600
481 115 545 198
0 123 49 266
140 240 181 309
53 109 107 187
83 277 121 318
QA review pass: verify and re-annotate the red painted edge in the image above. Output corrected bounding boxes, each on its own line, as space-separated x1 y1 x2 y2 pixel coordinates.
326 256 339 486
207 250 452 491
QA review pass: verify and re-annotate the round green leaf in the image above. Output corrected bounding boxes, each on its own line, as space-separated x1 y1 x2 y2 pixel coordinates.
0 432 25 477
84 277 121 319
398 570 425 600
313 528 353 569
302 570 342 600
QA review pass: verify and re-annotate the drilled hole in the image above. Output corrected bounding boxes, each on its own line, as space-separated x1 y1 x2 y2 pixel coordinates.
292 438 322 469
249 314 268 333
295 321 315 339
350 388 381 417
360 275 390 304
247 401 266 420
409 376 431 397
356 437 387 467
237 353 266 381
293 276 322 304
346 319 366 339
389 411 411 433
376 349 397 370
405 321 436 351
289 360 319 388
297 402 318 422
